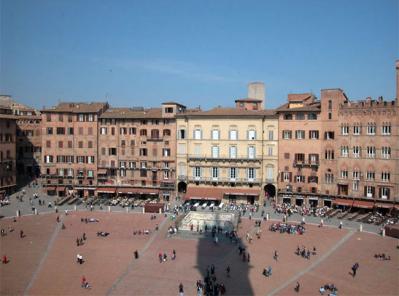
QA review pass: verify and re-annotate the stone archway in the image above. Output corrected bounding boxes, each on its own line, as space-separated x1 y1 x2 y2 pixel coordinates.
264 183 276 198
178 181 187 193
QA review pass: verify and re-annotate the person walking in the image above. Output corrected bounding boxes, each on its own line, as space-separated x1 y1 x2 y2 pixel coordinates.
226 266 230 278
295 281 300 292
178 282 184 296
352 262 359 277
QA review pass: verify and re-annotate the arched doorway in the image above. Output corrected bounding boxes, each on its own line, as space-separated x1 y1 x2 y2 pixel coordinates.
178 181 187 193
264 183 276 198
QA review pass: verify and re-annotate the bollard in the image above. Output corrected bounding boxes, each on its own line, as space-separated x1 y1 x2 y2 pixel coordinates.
159 208 162 214
266 213 269 221
108 206 111 212
126 207 129 213
382 228 385 237
142 207 145 214
74 205 77 211
359 224 363 232
302 216 305 223
34 208 38 215
16 210 20 217
55 206 58 213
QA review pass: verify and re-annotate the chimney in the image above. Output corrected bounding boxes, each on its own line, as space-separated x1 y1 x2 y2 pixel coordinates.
248 82 265 109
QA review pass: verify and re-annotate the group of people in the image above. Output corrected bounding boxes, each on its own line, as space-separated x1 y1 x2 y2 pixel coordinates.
76 233 86 246
295 245 317 259
374 253 391 261
158 250 177 262
269 223 305 235
319 283 338 295
196 264 226 296
133 229 151 235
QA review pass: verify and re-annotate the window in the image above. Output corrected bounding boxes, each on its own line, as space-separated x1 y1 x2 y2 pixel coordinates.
353 146 361 158
165 107 174 113
328 100 332 110
101 147 106 155
211 167 219 180
266 166 273 180
268 130 274 140
88 127 93 135
78 127 83 135
284 114 293 120
68 141 72 148
67 127 74 135
44 155 53 163
211 129 220 140
309 154 319 164
324 131 334 140
309 130 319 139
140 161 147 169
325 171 334 184
381 172 390 182
229 146 237 158
341 124 349 135
46 141 51 148
162 148 171 157
68 115 73 122
78 141 83 148
381 122 391 135
352 181 359 191
109 148 117 156
367 123 376 135
381 187 390 199
78 114 84 122
178 129 186 139
194 129 202 140
340 170 348 179
248 130 256 140
151 129 159 139
88 114 94 122
47 127 53 135
77 156 85 163
58 141 63 148
296 113 305 120
100 127 107 135
366 171 375 181
229 130 237 140
88 156 95 164
295 175 305 183
129 127 136 135
267 146 273 156
308 113 317 120
340 146 349 157
56 127 65 135
194 144 201 156
295 130 305 139
366 146 376 158
325 150 334 160
211 146 219 158
284 153 290 159
328 112 332 120
353 124 361 135
295 153 305 163
140 148 148 156
283 172 291 182
381 146 391 159
140 129 147 136
88 141 93 148
229 167 237 180
282 130 292 139
163 129 171 137
365 186 374 198
163 170 169 180
46 114 51 122
248 146 255 159
352 170 360 180
194 167 201 179
177 143 186 154
247 168 255 180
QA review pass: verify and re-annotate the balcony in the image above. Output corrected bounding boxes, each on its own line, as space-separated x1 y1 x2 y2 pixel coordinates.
187 176 261 185
147 137 163 142
293 160 320 168
188 154 262 162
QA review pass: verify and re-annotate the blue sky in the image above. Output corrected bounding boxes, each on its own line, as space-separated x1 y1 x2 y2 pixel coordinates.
0 0 398 110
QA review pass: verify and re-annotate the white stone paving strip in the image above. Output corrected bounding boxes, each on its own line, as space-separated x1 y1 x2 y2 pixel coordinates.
267 230 355 296
23 214 64 295
106 216 169 296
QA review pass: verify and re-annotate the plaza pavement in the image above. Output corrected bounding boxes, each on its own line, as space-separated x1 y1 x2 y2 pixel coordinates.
0 210 398 295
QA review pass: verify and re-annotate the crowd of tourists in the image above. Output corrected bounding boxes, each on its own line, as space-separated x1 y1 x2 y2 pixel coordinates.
269 223 305 234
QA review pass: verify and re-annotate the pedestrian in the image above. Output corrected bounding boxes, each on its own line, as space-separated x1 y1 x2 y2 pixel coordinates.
2 255 8 264
352 262 359 277
81 276 86 288
179 282 184 296
295 281 300 292
226 266 230 277
56 216 60 223
20 230 24 238
83 233 86 240
76 238 80 246
172 249 176 260
159 252 163 263
274 250 278 261
247 253 250 262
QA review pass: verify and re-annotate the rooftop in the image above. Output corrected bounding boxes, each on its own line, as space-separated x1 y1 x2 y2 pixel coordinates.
100 107 164 119
178 107 276 117
42 102 108 113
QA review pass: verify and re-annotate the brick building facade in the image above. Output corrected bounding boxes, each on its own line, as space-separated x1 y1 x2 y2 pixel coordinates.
97 102 181 200
0 105 16 196
41 102 108 197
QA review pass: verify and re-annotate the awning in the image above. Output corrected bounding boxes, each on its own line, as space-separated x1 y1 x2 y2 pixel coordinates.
375 202 394 209
185 187 224 201
57 186 66 191
224 188 260 196
97 187 116 194
333 198 354 207
118 187 159 195
118 187 134 194
308 197 319 200
395 205 399 210
97 169 107 174
353 200 374 209
46 186 56 191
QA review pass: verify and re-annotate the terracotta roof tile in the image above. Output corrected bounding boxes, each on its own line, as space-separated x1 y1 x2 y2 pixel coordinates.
178 107 276 117
42 102 108 113
100 108 163 119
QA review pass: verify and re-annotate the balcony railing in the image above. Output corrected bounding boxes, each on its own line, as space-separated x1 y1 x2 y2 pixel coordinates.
293 160 320 167
188 155 262 162
188 176 261 185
